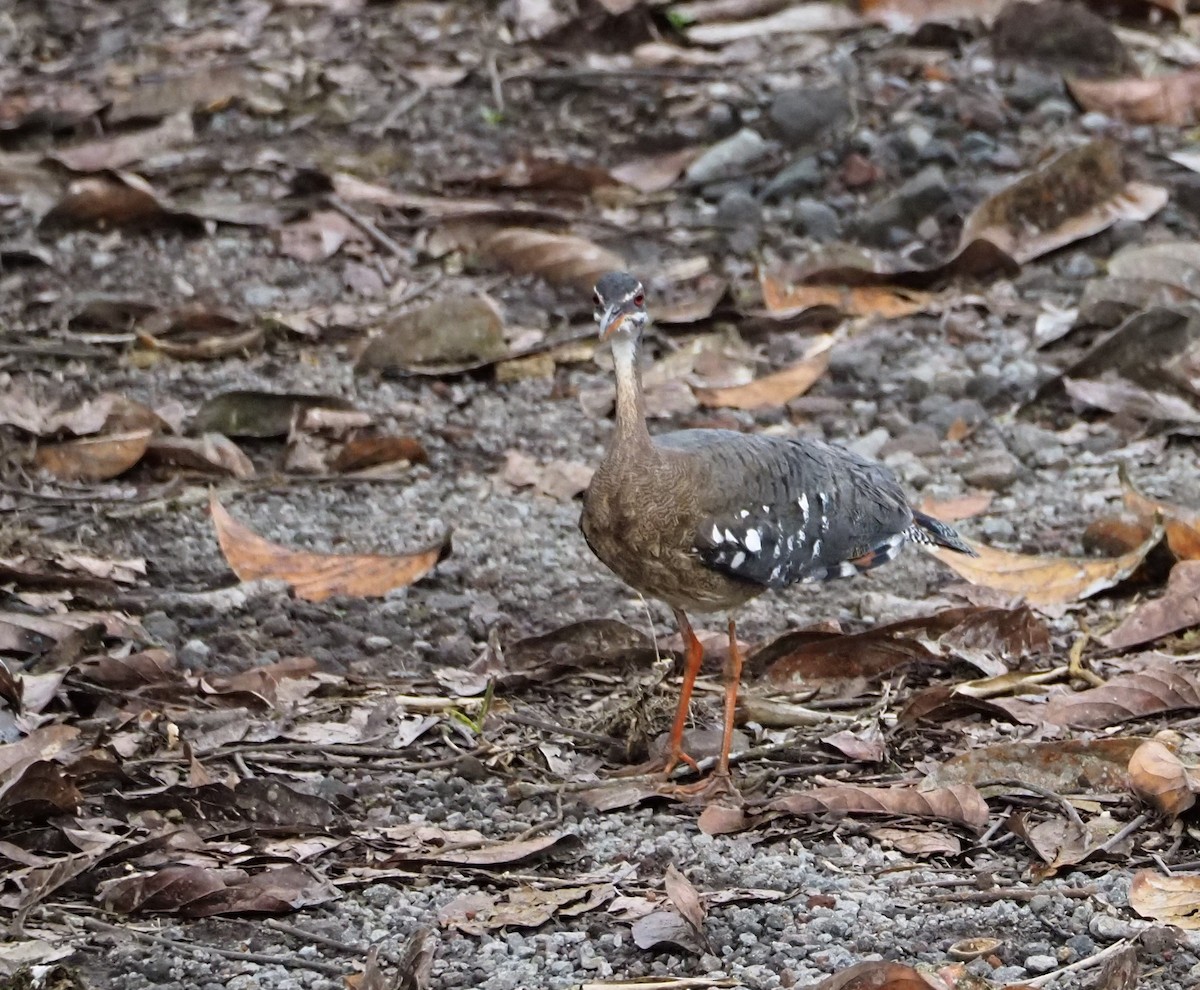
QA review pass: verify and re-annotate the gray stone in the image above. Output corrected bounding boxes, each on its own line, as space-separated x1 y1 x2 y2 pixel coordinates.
855 166 950 246
767 86 851 149
761 156 823 200
1006 66 1064 111
846 427 889 459
882 425 941 458
685 128 774 185
1024 956 1058 974
716 189 762 233
141 610 180 643
179 638 211 669
960 449 1023 491
919 396 987 434
793 198 841 241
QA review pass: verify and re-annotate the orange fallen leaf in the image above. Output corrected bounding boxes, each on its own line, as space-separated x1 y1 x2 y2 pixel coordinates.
210 497 449 602
917 492 992 522
34 429 153 481
760 271 934 319
1121 466 1200 561
693 335 832 410
1103 560 1200 650
809 960 947 990
1129 739 1197 818
1069 72 1200 127
924 520 1163 607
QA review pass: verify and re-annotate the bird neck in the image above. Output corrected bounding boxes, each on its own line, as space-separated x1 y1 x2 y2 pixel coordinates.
610 334 652 453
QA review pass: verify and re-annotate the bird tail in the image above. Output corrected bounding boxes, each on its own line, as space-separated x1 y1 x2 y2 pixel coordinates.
905 509 978 557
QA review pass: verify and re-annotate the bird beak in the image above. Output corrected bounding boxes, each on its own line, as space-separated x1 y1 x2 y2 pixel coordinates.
599 304 625 340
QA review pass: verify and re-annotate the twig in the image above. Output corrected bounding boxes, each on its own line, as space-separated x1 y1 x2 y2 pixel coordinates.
927 885 1098 904
77 916 348 976
263 918 368 955
1092 812 1149 855
1024 938 1134 987
327 196 408 261
990 778 1085 829
373 85 429 136
505 711 624 747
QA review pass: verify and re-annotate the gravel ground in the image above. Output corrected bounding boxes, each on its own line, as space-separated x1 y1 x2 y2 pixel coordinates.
5 1 1200 987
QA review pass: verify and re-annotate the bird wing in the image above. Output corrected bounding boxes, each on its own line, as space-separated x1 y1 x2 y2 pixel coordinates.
657 431 914 588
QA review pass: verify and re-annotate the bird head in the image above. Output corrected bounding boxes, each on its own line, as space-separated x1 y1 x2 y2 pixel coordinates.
592 271 648 342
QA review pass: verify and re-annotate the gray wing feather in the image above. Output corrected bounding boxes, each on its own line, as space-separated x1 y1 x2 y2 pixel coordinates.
657 430 913 587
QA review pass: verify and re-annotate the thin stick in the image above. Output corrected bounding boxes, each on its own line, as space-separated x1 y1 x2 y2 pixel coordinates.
77 916 348 977
1024 938 1134 987
327 196 407 261
263 918 368 955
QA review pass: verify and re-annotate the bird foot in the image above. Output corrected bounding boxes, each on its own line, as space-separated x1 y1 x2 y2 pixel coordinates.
614 748 701 779
657 769 741 804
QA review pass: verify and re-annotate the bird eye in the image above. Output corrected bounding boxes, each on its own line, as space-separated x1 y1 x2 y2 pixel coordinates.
633 292 645 306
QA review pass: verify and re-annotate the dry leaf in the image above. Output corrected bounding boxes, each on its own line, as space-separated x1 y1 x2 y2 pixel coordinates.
610 147 702 193
40 173 201 232
917 492 993 521
332 436 429 472
48 112 194 172
276 210 366 262
808 960 946 990
664 865 707 940
1069 72 1200 127
1128 740 1197 817
98 863 338 917
958 142 1167 265
1104 561 1200 649
1121 467 1200 561
760 271 935 319
192 391 356 438
770 783 989 829
868 827 961 857
683 3 862 44
923 738 1143 795
501 451 594 501
356 295 508 373
924 521 1162 607
1063 376 1200 424
693 335 832 409
1041 664 1200 729
1130 870 1200 929
145 434 256 478
210 497 449 602
859 0 1010 29
34 429 153 481
479 227 624 290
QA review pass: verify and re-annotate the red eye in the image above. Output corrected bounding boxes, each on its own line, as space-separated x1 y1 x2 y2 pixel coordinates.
634 293 645 306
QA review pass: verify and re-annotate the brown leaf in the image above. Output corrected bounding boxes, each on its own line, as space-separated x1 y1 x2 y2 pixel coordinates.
34 429 153 481
210 497 449 602
355 296 508 373
1121 467 1200 561
48 112 195 172
491 618 655 686
1130 870 1200 929
808 960 946 990
1128 740 1197 817
0 760 82 821
479 227 624 290
276 210 367 262
1042 664 1200 729
1104 560 1200 649
610 147 702 193
759 627 934 695
464 155 619 195
868 827 961 857
98 863 338 917
916 492 993 522
1094 944 1139 990
40 173 203 233
958 142 1168 265
72 649 178 692
664 865 707 939
145 434 256 479
0 82 104 133
332 436 429 472
106 65 253 124
192 391 357 438
630 910 700 952
501 451 594 502
1063 375 1200 424
770 783 989 830
923 521 1162 607
858 0 1011 29
693 335 832 409
1069 72 1200 126
438 883 613 935
923 738 1143 795
760 271 935 319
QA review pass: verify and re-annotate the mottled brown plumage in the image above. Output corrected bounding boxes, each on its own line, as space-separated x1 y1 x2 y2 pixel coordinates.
580 271 974 796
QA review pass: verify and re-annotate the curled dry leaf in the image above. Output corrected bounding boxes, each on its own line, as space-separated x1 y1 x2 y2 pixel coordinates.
210 497 449 602
437 883 613 936
479 227 624 290
355 295 508 373
769 782 989 830
501 450 594 502
693 334 832 410
664 865 707 941
40 173 203 232
331 436 429 472
137 307 264 361
1104 560 1200 650
610 147 702 193
1121 466 1200 562
1063 376 1200 424
1041 664 1200 729
145 433 256 479
808 960 947 990
192 391 356 438
759 270 935 320
1128 740 1197 817
1130 870 1200 929
98 862 339 917
923 738 1143 796
923 520 1162 608
48 112 195 172
958 142 1168 265
869 827 961 857
1069 72 1200 127
34 429 153 481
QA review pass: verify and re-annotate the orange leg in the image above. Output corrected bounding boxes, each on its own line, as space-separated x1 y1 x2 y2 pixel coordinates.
661 609 704 776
